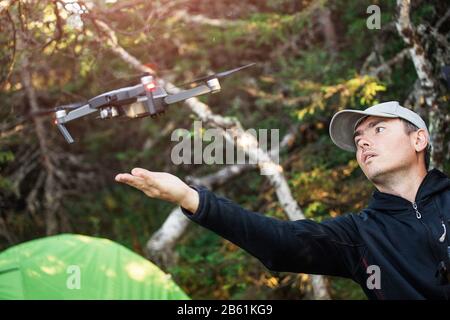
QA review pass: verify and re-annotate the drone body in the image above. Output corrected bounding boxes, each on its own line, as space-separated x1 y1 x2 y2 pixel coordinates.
54 64 254 143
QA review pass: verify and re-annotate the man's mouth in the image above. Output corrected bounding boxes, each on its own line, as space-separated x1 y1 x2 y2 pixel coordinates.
363 153 377 164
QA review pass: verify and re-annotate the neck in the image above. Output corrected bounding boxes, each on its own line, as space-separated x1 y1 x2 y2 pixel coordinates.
372 166 428 203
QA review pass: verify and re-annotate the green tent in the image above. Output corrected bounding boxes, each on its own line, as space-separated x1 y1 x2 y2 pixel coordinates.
0 234 189 300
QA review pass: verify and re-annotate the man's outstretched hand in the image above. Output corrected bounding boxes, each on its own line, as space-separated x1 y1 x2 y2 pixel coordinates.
115 168 199 214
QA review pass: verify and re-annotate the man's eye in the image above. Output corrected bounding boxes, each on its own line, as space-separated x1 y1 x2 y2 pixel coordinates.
375 127 385 133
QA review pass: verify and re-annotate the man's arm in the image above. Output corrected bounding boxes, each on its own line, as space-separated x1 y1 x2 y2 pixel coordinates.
115 168 362 277
180 185 362 277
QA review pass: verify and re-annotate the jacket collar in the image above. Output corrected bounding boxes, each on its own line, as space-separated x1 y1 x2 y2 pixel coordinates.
367 169 450 212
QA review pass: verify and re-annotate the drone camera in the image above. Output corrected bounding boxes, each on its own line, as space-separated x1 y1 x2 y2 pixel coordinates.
100 107 119 119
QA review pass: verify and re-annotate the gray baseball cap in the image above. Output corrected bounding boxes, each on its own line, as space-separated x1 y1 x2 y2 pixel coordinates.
329 101 430 152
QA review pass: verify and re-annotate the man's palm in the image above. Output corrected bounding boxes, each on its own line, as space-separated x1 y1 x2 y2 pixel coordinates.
115 168 189 205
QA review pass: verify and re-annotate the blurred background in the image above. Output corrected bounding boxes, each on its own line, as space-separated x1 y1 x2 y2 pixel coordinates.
0 0 449 299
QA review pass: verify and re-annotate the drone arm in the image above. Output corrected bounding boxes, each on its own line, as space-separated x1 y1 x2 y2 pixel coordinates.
164 81 220 105
56 104 97 143
61 104 98 122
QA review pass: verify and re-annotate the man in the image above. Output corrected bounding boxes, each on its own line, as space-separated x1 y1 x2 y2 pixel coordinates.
115 101 450 299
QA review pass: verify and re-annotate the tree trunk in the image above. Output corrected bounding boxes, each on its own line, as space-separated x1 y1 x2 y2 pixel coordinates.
396 0 446 170
318 7 338 56
18 39 60 235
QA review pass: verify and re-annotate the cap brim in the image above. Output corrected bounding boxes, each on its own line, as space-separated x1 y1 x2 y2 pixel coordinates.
329 110 398 152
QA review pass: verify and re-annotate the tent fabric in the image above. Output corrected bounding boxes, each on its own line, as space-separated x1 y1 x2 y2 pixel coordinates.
0 234 189 300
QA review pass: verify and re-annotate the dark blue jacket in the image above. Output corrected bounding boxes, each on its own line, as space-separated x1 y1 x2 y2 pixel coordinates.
181 169 450 299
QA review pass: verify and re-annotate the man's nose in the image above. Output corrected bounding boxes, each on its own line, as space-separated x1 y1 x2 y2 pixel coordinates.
357 137 371 149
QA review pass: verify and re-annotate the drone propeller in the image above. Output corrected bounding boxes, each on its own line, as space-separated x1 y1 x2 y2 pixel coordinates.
28 102 86 117
179 63 256 87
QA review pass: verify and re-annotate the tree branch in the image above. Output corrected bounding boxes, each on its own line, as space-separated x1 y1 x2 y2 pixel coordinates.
172 9 244 28
365 48 409 78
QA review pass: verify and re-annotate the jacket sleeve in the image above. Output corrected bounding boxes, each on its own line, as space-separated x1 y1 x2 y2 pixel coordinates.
180 186 363 278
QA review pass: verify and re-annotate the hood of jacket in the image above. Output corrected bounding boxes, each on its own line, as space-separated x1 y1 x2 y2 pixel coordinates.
367 168 450 213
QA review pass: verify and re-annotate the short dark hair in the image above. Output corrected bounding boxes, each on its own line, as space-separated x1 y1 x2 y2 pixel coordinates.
400 119 431 170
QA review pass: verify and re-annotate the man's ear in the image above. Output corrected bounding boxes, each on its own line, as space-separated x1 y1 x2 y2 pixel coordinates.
413 129 428 152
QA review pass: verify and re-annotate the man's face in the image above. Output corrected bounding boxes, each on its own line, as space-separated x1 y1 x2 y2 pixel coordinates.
353 116 417 183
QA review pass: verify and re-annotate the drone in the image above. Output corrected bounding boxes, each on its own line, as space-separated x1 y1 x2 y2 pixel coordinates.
50 63 255 143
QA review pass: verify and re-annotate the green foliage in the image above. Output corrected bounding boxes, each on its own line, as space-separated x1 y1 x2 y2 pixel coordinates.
0 150 14 192
170 225 252 299
0 176 13 193
0 150 14 164
330 277 367 300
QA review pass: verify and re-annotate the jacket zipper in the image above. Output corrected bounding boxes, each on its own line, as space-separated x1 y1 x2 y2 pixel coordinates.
439 220 446 243
412 202 422 219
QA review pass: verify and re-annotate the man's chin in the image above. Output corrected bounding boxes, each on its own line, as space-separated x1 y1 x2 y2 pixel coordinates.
364 162 404 185
363 165 387 184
